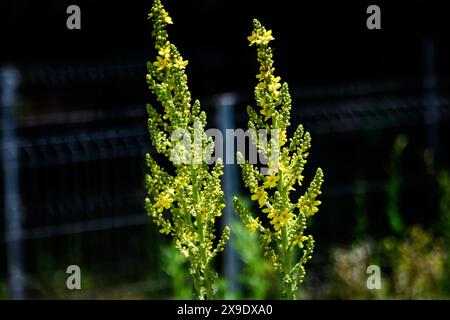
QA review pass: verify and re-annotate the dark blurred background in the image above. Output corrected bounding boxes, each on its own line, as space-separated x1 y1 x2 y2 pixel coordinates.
1 0 449 299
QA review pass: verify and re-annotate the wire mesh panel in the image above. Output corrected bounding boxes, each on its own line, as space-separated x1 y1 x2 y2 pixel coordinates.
1 59 450 298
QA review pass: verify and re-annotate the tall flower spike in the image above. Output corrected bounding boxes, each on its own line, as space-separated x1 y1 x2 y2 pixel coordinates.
234 19 324 299
145 0 229 300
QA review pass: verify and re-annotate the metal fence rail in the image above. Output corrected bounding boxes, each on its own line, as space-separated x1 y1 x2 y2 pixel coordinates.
1 61 450 298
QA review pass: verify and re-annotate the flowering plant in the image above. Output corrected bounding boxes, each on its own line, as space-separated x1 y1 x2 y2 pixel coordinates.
234 19 324 299
144 0 229 299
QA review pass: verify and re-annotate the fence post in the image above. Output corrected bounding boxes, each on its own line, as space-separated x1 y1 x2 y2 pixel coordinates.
1 66 24 299
215 93 240 295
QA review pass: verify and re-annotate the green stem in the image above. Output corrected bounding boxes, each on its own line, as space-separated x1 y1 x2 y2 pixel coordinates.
190 263 202 298
271 120 295 299
278 166 295 299
191 161 213 299
197 211 214 299
281 226 294 299
180 189 202 298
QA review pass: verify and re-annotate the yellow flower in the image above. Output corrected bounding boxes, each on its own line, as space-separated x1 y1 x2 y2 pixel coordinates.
247 31 258 46
246 217 261 233
271 209 294 231
293 235 309 248
270 217 281 231
267 160 287 175
278 130 287 146
174 57 188 69
161 9 173 24
267 76 281 96
259 98 272 119
248 30 274 46
298 196 321 217
251 188 267 207
186 232 195 242
155 189 175 212
174 176 185 187
271 75 281 84
261 104 268 116
260 30 274 44
264 208 293 231
158 45 171 59
153 56 172 71
159 223 172 235
278 161 287 172
263 207 275 219
263 174 279 189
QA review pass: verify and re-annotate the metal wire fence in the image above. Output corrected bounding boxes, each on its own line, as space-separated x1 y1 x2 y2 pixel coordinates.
1 61 449 298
